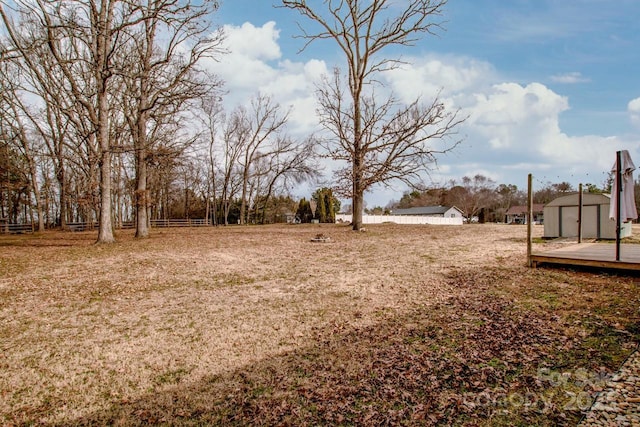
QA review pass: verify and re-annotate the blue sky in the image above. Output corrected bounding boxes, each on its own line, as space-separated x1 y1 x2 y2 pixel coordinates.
210 0 640 207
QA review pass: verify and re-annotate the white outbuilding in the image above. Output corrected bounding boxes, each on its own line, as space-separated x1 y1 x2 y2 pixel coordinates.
543 193 632 239
391 206 464 219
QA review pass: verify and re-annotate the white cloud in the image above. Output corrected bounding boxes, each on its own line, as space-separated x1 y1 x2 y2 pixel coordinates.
204 22 327 133
466 82 569 150
205 22 281 103
629 97 640 127
259 59 328 100
550 72 590 84
225 21 281 61
204 20 639 205
385 55 496 102
455 80 635 188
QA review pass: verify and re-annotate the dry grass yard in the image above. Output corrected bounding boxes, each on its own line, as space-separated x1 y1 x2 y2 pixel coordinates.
1 223 639 426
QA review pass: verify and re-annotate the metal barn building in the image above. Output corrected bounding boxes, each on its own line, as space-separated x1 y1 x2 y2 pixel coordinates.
543 193 631 239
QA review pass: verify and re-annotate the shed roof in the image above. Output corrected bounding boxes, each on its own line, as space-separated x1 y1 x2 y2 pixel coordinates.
392 206 458 215
545 193 611 207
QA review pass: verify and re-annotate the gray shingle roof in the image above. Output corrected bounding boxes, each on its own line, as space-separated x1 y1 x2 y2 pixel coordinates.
391 206 452 216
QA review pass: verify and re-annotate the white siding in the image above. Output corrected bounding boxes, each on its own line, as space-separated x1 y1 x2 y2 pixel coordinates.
336 214 463 225
444 207 463 218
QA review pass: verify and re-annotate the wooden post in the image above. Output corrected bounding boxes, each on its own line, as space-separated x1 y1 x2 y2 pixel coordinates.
616 150 622 261
578 183 583 244
527 173 533 267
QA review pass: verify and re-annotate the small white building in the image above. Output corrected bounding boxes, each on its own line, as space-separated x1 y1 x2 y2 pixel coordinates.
390 206 464 219
543 193 632 239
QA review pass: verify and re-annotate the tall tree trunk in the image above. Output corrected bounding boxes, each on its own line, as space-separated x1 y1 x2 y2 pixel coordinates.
351 89 363 231
95 0 115 243
135 111 149 237
28 159 45 231
205 186 210 225
57 162 67 229
98 151 114 241
239 169 248 225
17 114 45 231
97 91 115 243
352 165 364 230
223 194 230 225
210 153 218 226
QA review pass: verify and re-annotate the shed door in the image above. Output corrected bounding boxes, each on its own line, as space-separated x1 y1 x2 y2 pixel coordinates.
582 205 599 239
560 206 579 237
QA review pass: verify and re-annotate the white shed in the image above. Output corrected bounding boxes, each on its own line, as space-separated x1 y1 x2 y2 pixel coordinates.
543 193 632 239
391 206 463 218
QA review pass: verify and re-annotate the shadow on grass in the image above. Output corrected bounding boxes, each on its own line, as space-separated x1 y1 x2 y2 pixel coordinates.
36 267 635 427
0 232 96 247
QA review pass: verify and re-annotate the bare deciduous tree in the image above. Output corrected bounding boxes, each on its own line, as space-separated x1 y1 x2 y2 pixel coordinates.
1 0 223 238
256 135 318 223
218 111 245 225
119 0 223 238
1 9 78 229
281 0 465 230
236 94 289 225
195 95 223 226
1 0 142 242
199 95 318 226
447 175 496 223
0 60 46 230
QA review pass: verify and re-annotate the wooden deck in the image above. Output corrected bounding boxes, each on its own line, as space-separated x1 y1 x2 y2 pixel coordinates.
531 243 640 272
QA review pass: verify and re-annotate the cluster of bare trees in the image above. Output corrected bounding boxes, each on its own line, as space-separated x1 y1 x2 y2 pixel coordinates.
0 0 318 242
387 175 588 222
197 93 318 226
2 0 467 240
0 0 224 242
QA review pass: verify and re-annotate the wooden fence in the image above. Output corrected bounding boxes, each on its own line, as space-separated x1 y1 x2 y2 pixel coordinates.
0 218 209 234
149 218 208 227
0 222 35 234
67 222 99 231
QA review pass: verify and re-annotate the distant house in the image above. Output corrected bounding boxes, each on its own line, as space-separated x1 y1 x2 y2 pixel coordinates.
285 213 297 224
390 206 463 219
544 193 631 239
505 204 544 224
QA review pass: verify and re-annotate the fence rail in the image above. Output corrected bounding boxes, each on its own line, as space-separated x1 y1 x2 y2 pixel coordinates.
0 218 210 234
150 218 208 227
67 222 99 231
0 223 35 234
336 214 463 225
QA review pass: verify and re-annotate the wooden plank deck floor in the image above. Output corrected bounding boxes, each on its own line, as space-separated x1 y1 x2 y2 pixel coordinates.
531 243 640 271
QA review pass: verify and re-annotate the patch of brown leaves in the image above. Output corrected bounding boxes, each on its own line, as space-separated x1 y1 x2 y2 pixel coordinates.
1 224 639 426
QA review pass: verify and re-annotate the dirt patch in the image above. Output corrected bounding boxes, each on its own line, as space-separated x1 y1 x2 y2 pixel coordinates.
1 224 638 425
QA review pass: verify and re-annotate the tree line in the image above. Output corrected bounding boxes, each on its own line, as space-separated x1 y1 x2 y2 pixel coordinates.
1 0 466 241
0 0 321 241
370 174 623 223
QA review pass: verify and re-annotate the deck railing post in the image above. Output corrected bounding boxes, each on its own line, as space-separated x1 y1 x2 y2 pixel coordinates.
527 173 533 267
616 150 622 261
